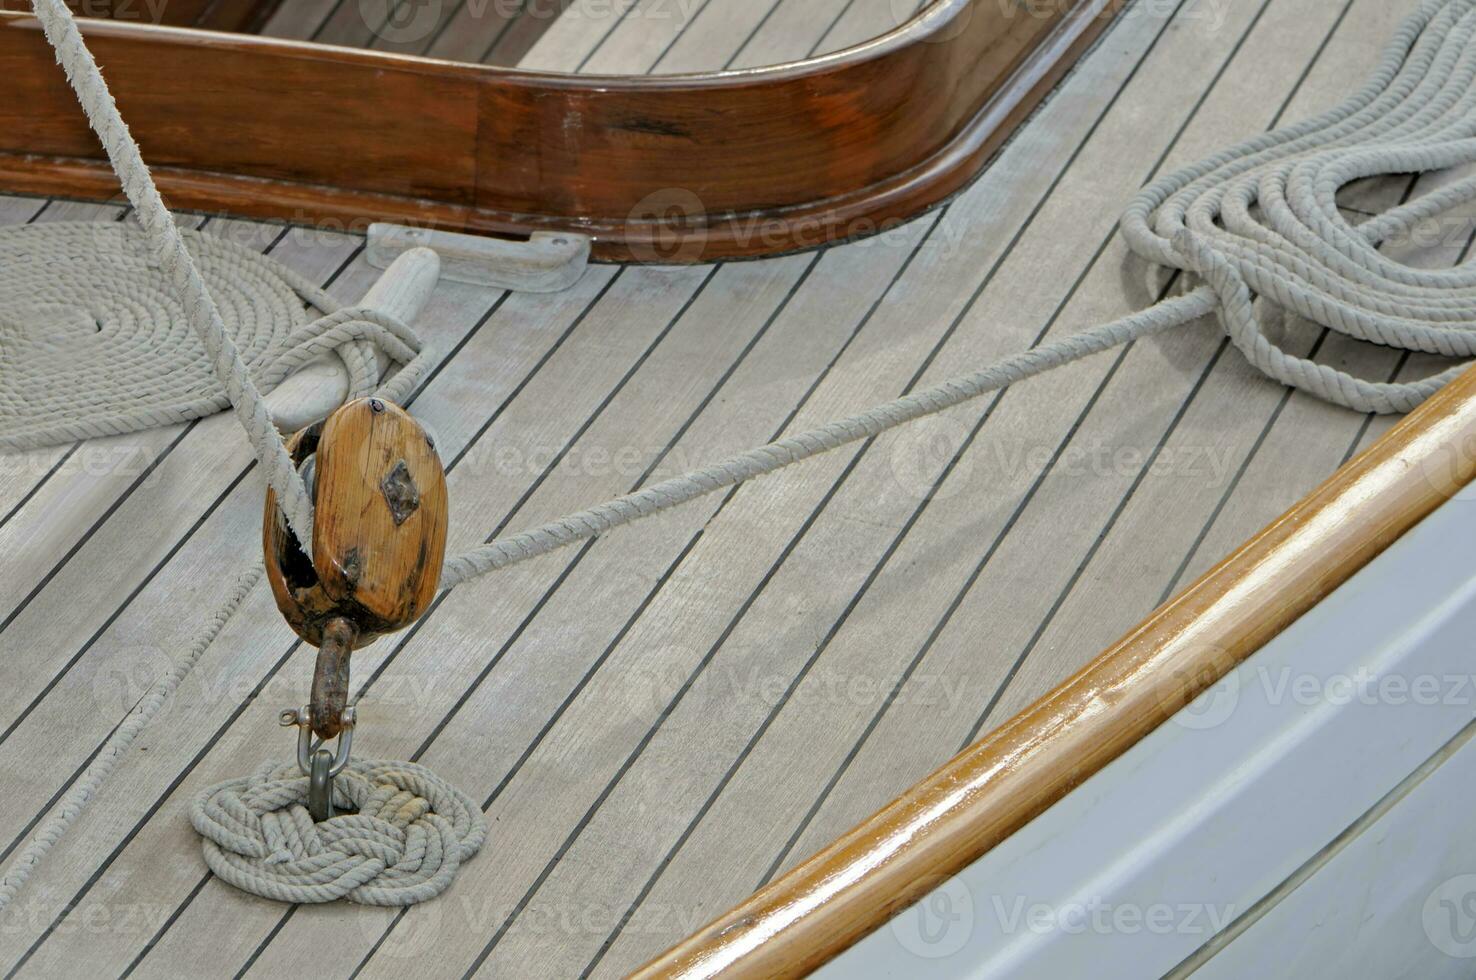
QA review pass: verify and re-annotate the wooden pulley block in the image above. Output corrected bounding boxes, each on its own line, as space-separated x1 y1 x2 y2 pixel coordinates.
263 397 448 737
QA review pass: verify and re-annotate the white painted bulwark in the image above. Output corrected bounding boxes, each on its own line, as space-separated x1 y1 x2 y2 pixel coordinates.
1192 727 1476 978
826 485 1476 978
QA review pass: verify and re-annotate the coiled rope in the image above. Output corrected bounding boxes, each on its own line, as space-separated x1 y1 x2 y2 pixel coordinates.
7 0 1476 908
0 223 432 452
193 760 487 905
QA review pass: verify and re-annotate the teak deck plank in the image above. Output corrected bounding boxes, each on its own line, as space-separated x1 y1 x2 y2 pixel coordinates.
118 2 915 975
0 222 353 836
538 0 1381 972
258 0 336 40
767 0 1400 875
0 225 355 742
419 0 543 65
0 0 1441 975
0 0 885 974
0 197 79 521
0 255 522 971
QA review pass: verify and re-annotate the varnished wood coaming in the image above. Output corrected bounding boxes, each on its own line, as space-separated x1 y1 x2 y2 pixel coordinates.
0 0 1123 261
634 367 1476 975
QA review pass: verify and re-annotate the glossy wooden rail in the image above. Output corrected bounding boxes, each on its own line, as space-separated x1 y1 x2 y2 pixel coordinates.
0 0 1124 261
632 366 1476 975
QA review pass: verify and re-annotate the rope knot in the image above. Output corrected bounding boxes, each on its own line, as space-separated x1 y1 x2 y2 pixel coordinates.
191 760 486 906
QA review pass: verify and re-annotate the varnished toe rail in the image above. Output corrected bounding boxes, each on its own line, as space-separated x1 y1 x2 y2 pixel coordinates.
0 0 1124 262
631 362 1476 973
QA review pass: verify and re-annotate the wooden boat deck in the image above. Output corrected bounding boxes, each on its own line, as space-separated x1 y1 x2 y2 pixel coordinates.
0 0 1461 975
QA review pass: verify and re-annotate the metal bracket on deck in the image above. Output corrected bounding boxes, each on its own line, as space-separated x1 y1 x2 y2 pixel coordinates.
281 704 355 822
367 223 591 294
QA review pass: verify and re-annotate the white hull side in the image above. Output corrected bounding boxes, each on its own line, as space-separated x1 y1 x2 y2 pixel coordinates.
825 485 1476 978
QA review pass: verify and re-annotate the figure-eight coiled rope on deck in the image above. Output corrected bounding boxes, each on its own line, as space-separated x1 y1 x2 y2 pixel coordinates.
8 0 1476 909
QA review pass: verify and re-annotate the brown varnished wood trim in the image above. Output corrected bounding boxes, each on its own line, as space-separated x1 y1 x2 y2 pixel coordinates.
630 367 1476 975
0 0 1124 261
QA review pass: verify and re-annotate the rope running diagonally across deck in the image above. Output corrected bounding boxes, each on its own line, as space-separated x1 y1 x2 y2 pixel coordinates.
9 0 1476 907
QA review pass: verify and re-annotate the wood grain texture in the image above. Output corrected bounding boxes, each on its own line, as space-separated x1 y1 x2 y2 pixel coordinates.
743 0 1413 896
3 2 1446 975
633 361 1476 976
263 398 447 651
313 398 447 630
0 0 1123 260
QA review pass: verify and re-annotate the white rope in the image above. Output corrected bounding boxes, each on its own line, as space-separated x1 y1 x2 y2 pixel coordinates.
25 0 1476 579
11 0 1476 909
438 0 1476 580
442 288 1219 584
192 761 486 905
438 0 1476 579
0 222 431 454
27 0 339 547
0 565 261 909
